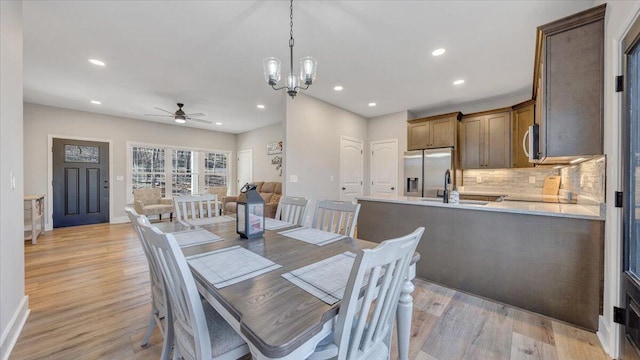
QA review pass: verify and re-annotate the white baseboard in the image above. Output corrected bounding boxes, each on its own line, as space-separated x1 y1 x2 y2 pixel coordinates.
110 216 130 224
597 314 619 359
0 296 30 360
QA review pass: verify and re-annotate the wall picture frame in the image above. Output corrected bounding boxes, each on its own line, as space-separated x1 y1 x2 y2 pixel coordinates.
267 141 283 155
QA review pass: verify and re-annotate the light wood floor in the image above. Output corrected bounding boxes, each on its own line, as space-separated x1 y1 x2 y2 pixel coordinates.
11 223 611 360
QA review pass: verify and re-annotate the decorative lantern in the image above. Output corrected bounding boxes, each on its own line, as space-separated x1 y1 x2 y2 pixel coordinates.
236 183 265 239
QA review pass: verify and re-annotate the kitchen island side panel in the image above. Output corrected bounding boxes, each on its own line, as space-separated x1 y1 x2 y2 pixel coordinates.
357 199 604 330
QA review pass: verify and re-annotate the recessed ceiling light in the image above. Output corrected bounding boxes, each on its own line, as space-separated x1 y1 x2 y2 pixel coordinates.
257 104 265 109
90 100 101 105
334 85 343 91
88 58 106 66
368 102 377 107
215 122 222 126
432 48 446 56
453 79 465 85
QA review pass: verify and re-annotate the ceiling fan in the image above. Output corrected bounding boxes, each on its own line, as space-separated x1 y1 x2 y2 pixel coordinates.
144 103 211 124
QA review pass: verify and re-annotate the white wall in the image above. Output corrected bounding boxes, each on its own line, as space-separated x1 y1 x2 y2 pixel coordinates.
237 122 284 184
0 1 28 359
285 93 368 220
23 103 237 224
596 0 640 358
367 111 412 195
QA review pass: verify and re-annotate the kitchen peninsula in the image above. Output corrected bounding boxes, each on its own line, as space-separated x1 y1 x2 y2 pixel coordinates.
356 195 604 331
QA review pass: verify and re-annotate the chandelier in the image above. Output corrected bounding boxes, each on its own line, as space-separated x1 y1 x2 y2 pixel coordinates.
263 0 317 99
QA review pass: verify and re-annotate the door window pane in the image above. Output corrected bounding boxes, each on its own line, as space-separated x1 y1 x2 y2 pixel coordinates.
132 146 166 197
172 150 194 195
65 145 99 163
204 152 228 188
627 42 640 278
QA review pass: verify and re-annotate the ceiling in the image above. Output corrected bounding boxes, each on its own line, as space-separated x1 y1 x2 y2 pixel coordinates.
23 1 594 134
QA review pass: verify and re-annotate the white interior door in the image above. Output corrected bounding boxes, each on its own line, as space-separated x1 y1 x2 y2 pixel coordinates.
237 149 252 193
340 136 363 202
371 139 398 197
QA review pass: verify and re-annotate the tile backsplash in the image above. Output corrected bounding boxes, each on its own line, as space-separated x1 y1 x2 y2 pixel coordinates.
560 156 606 203
461 156 606 203
463 168 559 195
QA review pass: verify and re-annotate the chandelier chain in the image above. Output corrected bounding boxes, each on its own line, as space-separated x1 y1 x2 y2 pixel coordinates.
290 0 294 41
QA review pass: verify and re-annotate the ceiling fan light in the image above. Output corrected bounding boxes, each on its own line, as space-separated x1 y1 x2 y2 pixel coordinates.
263 57 281 85
174 116 186 124
299 56 317 85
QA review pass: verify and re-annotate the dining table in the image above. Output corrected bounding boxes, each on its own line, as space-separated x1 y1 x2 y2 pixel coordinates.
156 217 420 360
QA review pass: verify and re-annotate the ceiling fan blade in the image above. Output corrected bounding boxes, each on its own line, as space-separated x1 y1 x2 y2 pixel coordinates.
153 107 176 115
144 114 173 117
186 112 206 117
190 118 212 124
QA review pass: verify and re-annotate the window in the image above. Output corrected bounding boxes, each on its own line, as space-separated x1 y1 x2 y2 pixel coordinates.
131 146 166 197
172 150 195 196
127 143 230 203
204 152 228 189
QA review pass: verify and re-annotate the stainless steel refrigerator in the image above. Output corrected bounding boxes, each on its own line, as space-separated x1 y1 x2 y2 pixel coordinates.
403 148 453 197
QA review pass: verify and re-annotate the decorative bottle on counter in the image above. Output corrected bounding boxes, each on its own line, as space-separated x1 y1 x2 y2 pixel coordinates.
449 188 459 205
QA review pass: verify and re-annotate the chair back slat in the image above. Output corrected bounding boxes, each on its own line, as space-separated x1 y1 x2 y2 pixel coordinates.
174 194 219 222
124 207 167 318
334 227 424 360
137 218 213 360
275 196 310 226
312 200 361 237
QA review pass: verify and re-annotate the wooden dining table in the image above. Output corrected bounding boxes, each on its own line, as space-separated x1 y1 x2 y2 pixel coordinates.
157 218 419 360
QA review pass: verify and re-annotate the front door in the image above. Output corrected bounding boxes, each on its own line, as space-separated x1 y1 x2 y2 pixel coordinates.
622 17 640 360
370 139 398 197
340 136 363 202
53 138 109 227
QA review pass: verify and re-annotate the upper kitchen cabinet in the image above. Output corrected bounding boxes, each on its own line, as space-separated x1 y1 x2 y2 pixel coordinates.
460 109 511 169
512 100 535 168
532 4 605 161
407 112 462 150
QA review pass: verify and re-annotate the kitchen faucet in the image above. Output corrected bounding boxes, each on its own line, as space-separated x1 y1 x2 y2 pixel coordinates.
443 169 451 203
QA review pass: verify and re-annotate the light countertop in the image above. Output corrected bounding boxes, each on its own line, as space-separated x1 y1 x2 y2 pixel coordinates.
356 195 605 221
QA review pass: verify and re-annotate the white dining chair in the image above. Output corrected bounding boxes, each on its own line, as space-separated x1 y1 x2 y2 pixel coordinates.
311 200 361 238
275 196 310 226
308 227 424 360
124 207 170 354
174 193 220 226
137 217 250 360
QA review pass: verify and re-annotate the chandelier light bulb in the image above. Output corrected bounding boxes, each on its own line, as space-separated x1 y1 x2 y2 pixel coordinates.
299 56 317 85
286 73 299 97
263 57 281 85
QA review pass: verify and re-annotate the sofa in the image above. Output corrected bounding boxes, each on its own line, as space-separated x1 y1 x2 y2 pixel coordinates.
223 181 282 218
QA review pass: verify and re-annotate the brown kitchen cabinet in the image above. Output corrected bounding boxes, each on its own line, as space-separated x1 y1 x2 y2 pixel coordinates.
460 109 511 169
512 100 535 168
407 112 462 150
532 4 605 160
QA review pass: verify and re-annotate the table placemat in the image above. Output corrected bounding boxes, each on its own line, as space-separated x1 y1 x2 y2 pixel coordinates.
171 228 222 248
187 245 281 289
278 227 345 246
180 215 235 227
264 218 296 231
282 252 356 305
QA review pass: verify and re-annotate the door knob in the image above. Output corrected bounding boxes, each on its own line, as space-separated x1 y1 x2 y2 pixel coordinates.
391 187 395 190
342 187 346 190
